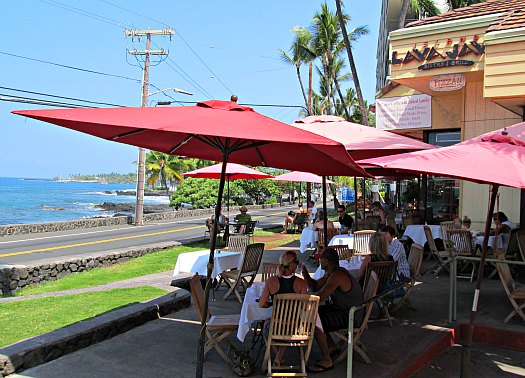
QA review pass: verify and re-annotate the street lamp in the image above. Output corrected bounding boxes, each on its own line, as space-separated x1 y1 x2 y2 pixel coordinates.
135 87 193 226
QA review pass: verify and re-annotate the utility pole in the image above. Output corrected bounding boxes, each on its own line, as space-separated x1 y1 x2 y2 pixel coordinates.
125 28 173 226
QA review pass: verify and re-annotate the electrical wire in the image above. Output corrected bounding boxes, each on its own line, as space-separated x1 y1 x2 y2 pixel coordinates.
0 94 95 108
0 51 141 83
0 86 125 107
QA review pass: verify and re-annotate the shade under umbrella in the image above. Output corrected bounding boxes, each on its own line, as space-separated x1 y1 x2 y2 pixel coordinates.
359 128 525 375
13 100 370 377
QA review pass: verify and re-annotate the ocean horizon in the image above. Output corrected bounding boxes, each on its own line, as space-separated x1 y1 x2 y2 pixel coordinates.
0 177 170 226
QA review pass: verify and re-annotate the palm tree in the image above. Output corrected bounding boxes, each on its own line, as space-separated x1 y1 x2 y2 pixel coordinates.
398 0 441 29
279 27 315 114
447 0 484 10
145 151 186 196
335 0 370 125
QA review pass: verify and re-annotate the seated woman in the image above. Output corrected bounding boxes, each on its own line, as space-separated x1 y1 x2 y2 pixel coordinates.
206 209 228 239
356 231 393 285
259 250 307 366
371 201 386 229
281 204 306 233
312 210 335 231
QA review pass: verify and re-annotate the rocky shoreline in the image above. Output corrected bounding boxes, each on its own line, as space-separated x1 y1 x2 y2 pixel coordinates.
94 202 172 214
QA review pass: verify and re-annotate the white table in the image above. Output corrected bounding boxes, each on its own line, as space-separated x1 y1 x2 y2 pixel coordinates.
402 224 442 246
237 282 272 342
475 235 503 250
328 234 355 249
312 258 362 280
172 250 241 279
299 226 318 253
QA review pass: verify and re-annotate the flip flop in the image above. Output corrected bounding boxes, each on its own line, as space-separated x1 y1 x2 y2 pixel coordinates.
306 363 334 373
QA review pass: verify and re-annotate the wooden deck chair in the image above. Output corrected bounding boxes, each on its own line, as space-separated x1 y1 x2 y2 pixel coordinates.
220 243 265 303
363 261 396 327
262 294 320 377
495 261 525 323
440 221 456 249
262 262 279 282
333 271 379 364
424 225 451 276
515 230 525 262
189 275 240 366
241 220 257 243
332 244 353 260
292 212 309 233
226 234 250 252
353 230 376 255
365 215 381 231
388 243 424 312
447 229 477 282
308 228 340 265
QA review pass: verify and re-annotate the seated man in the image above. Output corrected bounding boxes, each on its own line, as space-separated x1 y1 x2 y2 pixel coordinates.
281 204 307 234
302 248 364 372
337 205 354 234
234 206 252 233
380 225 410 280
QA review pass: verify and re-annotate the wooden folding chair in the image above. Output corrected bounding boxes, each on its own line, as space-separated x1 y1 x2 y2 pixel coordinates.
189 275 240 366
440 221 456 249
516 230 525 262
308 228 339 264
226 234 250 252
447 229 477 281
262 293 320 377
424 225 452 276
495 261 525 323
332 244 353 260
387 243 423 312
363 261 396 327
333 271 379 364
365 215 381 231
243 221 258 243
353 230 376 255
262 262 279 282
219 243 265 303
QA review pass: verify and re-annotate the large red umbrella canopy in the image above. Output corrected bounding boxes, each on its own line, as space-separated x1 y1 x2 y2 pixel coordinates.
13 101 369 177
13 100 370 377
184 162 273 180
271 170 333 184
292 114 435 160
358 132 525 189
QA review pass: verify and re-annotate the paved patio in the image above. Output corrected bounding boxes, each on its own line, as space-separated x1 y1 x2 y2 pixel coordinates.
7 239 525 377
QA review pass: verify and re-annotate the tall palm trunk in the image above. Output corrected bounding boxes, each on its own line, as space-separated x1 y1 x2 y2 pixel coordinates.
321 55 332 114
308 62 313 114
295 63 309 110
399 0 410 28
335 0 368 126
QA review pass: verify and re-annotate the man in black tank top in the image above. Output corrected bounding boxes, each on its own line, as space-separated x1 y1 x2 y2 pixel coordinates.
302 248 364 372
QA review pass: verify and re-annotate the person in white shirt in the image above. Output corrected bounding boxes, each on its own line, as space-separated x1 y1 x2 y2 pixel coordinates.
307 200 317 221
380 225 411 280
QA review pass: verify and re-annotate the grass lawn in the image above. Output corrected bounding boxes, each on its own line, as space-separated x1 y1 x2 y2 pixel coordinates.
0 286 168 348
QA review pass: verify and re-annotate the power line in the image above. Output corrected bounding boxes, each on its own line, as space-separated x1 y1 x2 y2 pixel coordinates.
0 51 141 83
0 86 125 107
0 94 95 108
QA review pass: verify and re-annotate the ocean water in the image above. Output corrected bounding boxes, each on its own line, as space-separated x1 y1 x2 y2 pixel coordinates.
0 177 170 226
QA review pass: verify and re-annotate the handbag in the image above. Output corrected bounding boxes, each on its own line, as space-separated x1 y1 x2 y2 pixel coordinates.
384 274 407 298
230 347 255 377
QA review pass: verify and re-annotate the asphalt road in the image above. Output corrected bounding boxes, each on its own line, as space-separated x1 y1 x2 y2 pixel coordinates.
0 206 295 266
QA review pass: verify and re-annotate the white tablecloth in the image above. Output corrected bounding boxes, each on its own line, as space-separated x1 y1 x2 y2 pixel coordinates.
172 250 241 279
402 224 442 246
328 234 355 248
299 226 318 253
475 235 502 249
312 258 363 280
237 282 272 342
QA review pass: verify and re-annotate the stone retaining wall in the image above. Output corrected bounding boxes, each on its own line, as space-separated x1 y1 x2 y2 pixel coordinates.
0 242 180 295
0 290 191 377
0 203 286 237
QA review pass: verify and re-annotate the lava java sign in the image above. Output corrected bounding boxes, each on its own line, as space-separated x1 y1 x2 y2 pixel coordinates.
391 35 484 71
376 94 431 130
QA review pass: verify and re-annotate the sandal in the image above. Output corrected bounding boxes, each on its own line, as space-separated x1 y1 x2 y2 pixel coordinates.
306 363 334 373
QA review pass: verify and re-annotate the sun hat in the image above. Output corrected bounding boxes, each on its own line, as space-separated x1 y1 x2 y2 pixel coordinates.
239 205 248 212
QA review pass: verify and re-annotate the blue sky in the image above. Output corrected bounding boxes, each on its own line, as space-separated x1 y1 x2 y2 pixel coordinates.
1 1 381 179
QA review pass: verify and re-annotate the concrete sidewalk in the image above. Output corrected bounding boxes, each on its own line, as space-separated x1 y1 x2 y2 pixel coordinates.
4 242 525 377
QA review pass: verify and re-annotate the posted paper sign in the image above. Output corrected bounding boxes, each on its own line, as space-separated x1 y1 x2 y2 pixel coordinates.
376 94 431 130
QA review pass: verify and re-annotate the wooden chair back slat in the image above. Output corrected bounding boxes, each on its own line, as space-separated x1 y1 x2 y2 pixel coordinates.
447 229 474 256
189 275 208 321
262 262 279 282
363 260 395 293
316 228 339 253
408 243 424 278
332 244 353 260
365 215 381 231
516 230 525 262
240 243 265 274
226 234 250 253
353 230 376 255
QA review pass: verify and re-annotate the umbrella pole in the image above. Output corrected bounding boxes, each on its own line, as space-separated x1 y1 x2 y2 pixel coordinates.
322 176 328 247
196 153 229 378
227 177 230 218
354 177 358 231
460 184 499 378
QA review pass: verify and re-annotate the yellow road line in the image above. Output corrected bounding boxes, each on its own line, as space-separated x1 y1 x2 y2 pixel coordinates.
0 210 285 258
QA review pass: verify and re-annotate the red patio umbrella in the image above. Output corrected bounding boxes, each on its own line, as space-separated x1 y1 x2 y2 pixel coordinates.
271 171 333 210
13 100 370 377
359 128 525 374
183 162 273 214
